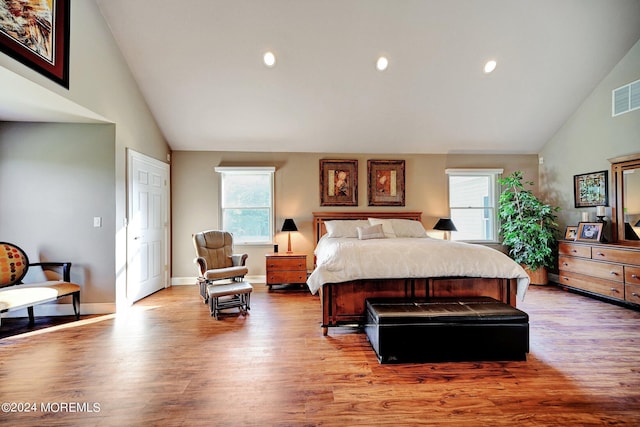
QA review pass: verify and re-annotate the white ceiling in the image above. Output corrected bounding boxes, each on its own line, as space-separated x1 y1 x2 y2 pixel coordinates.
25 1 640 154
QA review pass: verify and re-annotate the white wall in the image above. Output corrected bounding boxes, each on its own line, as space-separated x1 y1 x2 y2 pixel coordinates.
0 1 170 311
171 151 537 279
539 39 640 241
0 123 115 308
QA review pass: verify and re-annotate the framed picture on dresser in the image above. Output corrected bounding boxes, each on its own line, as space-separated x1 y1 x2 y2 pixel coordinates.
576 222 603 242
564 226 578 241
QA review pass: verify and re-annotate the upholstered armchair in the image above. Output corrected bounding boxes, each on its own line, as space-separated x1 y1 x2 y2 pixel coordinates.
192 230 248 302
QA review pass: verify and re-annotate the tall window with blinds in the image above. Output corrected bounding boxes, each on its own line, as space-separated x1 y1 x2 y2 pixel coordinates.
215 167 275 244
446 169 502 242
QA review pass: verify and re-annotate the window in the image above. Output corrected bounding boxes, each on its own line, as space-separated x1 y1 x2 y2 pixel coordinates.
445 169 503 242
215 167 275 244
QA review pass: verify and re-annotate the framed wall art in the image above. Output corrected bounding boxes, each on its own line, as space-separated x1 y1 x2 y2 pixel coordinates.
0 0 70 88
575 222 603 242
368 160 405 206
319 159 358 206
574 170 608 208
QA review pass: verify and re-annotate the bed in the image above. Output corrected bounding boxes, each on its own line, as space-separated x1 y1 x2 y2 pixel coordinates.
308 211 530 335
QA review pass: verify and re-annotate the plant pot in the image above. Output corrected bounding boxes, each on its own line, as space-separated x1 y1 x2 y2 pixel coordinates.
522 265 548 285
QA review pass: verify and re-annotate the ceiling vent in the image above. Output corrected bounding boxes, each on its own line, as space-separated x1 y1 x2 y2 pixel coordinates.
612 78 640 117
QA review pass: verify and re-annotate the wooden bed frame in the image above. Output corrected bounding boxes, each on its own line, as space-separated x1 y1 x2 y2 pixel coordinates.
312 211 518 335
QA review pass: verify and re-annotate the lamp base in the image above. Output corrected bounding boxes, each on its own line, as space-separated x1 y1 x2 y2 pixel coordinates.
597 217 608 242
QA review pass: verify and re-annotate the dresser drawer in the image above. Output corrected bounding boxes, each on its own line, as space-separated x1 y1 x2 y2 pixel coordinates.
266 257 306 271
267 271 307 284
625 283 640 305
625 266 640 285
558 271 624 301
558 242 591 258
592 247 640 265
558 255 623 282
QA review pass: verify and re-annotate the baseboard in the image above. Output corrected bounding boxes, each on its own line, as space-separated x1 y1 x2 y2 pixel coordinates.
171 277 197 286
1 302 116 319
171 276 265 286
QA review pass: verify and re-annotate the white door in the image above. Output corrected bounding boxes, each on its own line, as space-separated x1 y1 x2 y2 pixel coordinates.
127 150 170 303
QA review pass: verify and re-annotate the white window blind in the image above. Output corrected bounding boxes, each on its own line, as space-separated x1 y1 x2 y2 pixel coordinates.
215 166 275 244
445 169 503 242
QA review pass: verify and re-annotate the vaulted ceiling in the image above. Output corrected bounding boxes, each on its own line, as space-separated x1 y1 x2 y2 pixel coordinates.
28 1 640 154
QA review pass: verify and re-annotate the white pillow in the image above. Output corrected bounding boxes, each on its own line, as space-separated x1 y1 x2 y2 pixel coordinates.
391 219 428 238
368 218 397 238
324 220 370 238
357 224 386 240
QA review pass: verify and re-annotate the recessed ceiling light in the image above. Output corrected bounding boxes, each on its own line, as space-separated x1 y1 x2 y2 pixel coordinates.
376 56 389 71
263 51 276 68
484 60 497 74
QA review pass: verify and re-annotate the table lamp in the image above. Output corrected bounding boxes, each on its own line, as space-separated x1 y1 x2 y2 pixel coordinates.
281 218 298 253
434 218 457 240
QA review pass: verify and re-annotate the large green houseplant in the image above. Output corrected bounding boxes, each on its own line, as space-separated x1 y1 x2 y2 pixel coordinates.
498 171 560 284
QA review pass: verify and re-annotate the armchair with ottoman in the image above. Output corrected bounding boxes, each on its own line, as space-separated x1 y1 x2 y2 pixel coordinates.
192 230 252 319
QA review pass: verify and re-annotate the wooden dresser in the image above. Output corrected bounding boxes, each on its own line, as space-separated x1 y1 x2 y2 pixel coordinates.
265 253 307 290
558 241 640 306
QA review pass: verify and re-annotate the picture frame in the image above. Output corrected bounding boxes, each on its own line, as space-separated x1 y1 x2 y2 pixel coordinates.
576 222 604 242
319 159 358 206
367 160 405 206
574 170 608 208
0 0 70 88
564 226 578 241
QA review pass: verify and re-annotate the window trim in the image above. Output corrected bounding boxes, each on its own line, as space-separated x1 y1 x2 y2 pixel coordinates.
445 168 503 243
214 166 275 245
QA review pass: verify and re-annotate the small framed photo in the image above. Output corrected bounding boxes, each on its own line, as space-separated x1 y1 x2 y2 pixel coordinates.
564 226 578 240
319 159 358 206
576 222 604 242
574 170 608 208
367 160 405 206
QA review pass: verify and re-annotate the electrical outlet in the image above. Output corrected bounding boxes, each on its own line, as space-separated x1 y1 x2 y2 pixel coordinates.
93 217 102 228
539 157 544 165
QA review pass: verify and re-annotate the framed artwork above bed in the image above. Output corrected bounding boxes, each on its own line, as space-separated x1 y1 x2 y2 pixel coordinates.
319 159 358 206
368 160 405 206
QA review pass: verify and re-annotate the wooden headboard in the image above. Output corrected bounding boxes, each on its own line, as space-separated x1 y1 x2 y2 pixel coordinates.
312 211 423 244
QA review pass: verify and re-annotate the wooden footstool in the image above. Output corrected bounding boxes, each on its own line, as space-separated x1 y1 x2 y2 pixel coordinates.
206 281 253 320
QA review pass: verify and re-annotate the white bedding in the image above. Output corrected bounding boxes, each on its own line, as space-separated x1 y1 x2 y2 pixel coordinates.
306 236 530 300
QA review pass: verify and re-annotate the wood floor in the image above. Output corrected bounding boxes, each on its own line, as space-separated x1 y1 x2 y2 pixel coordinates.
1 283 640 426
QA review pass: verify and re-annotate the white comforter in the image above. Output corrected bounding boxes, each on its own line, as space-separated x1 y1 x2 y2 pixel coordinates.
306 236 530 300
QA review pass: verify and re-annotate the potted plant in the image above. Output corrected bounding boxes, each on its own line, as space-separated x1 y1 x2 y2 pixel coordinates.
498 171 560 285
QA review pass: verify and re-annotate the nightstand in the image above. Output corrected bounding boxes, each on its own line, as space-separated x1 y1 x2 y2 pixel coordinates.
265 253 307 290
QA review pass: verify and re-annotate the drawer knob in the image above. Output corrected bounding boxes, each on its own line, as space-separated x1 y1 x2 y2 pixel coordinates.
633 292 639 297
596 252 605 257
610 271 618 275
571 249 577 253
563 262 568 266
632 274 638 279
610 288 618 292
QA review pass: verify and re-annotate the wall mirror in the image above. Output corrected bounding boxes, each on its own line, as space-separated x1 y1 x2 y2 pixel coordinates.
610 153 640 242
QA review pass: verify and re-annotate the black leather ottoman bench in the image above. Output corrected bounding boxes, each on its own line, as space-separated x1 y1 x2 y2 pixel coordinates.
364 297 529 363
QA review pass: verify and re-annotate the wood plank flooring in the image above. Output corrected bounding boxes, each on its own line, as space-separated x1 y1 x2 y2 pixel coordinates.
1 283 640 426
